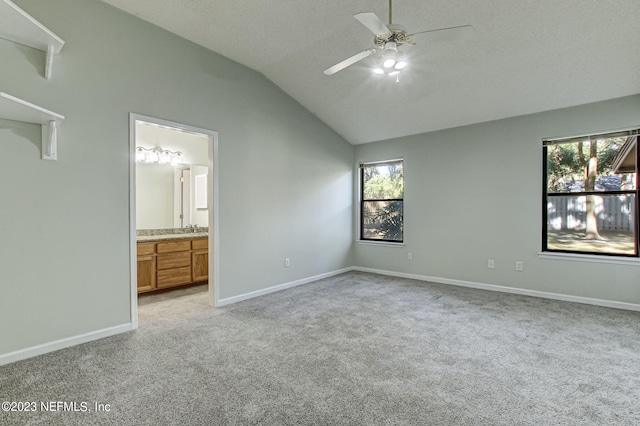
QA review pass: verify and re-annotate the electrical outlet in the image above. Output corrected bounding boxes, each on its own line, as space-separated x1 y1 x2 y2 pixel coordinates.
285 258 290 267
408 252 413 260
488 259 495 269
516 261 523 271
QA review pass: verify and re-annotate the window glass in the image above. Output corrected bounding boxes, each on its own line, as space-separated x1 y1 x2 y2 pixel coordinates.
544 133 638 256
360 160 404 242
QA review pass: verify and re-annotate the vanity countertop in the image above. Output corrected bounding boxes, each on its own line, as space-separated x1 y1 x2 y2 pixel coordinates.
137 232 208 242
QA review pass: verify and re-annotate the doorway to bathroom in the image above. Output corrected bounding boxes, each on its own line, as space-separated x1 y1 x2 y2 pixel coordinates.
129 113 219 329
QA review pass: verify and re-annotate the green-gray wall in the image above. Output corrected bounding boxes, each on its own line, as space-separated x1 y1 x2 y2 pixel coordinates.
354 94 640 304
0 0 354 357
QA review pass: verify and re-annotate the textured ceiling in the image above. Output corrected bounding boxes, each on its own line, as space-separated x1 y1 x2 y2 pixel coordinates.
102 0 640 144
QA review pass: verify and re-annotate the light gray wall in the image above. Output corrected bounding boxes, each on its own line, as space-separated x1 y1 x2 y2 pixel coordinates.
354 94 640 304
0 0 354 356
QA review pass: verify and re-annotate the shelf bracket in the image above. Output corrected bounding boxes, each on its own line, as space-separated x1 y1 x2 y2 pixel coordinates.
0 0 65 79
45 45 54 80
42 120 58 161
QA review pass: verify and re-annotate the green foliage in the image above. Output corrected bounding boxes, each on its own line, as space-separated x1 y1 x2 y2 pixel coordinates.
362 162 404 199
362 201 403 241
546 137 627 192
375 201 403 240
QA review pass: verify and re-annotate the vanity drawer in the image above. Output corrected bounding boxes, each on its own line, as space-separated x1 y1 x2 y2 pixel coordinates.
156 240 191 254
192 238 208 250
157 266 192 288
137 242 155 256
156 251 191 270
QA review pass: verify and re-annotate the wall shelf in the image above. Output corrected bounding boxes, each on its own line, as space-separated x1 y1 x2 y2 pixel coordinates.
0 92 64 160
0 0 65 79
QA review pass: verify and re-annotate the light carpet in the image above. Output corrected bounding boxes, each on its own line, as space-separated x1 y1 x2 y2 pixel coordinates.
1 271 639 425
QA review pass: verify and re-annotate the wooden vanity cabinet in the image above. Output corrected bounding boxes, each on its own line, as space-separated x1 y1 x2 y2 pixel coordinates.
136 237 209 294
191 238 209 282
136 242 156 293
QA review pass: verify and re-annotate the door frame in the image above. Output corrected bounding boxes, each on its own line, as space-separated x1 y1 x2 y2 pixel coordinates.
129 113 220 329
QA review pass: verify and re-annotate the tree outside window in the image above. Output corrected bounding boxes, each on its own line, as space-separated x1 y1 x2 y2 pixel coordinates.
360 160 404 242
544 131 638 256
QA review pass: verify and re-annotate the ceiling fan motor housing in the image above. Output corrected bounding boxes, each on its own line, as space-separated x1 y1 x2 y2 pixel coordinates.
374 26 411 49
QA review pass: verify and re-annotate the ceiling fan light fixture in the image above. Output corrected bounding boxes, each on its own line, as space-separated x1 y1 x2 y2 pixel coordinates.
325 0 473 79
394 61 407 70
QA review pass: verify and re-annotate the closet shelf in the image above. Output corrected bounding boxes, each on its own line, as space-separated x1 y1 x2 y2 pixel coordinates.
0 92 64 161
0 0 65 79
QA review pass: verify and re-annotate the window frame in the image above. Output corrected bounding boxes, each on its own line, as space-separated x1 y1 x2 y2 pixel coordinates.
542 129 639 258
359 159 404 244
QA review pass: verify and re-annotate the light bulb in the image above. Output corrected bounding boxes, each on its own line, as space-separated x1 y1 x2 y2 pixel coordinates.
389 70 400 76
373 68 384 75
171 152 183 166
158 150 171 164
395 61 407 70
145 150 158 163
383 58 396 68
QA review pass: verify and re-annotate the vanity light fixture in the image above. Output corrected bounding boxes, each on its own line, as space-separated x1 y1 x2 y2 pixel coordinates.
135 146 183 165
158 150 171 164
135 147 145 162
170 152 183 166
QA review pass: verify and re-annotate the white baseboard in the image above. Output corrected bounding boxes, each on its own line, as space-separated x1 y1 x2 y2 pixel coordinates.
217 267 353 307
352 266 640 312
1 268 352 366
4 265 637 367
0 323 133 367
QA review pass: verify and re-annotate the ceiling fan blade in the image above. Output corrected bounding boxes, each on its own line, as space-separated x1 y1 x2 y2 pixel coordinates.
324 49 375 76
410 25 474 43
354 12 391 36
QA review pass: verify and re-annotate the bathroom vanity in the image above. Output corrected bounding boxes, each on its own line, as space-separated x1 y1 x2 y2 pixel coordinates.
136 233 208 294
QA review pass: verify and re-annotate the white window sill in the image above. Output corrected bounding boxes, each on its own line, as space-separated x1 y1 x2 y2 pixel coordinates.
356 240 405 248
538 252 640 266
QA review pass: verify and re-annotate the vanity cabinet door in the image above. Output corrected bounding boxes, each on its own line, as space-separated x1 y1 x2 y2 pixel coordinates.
192 250 208 282
137 254 156 293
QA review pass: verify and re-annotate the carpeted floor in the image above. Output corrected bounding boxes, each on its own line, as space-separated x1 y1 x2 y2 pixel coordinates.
1 271 639 425
137 283 210 325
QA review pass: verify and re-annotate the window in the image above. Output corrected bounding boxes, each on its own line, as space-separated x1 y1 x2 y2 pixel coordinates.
360 159 404 243
543 129 639 256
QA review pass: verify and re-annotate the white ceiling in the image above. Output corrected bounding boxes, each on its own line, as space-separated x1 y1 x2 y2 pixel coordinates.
102 0 640 145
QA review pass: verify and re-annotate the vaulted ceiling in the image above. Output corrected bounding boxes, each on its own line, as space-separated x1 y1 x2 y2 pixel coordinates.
102 0 640 144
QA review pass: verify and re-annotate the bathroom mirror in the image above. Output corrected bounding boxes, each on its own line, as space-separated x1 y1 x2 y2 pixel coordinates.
136 163 208 229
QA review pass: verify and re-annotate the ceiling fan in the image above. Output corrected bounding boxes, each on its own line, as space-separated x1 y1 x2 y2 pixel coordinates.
323 0 474 79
